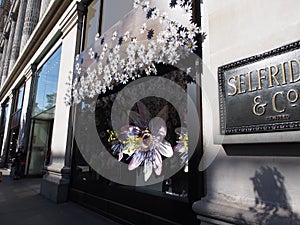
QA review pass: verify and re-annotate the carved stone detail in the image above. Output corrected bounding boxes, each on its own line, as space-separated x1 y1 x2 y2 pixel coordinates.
39 0 51 20
20 0 41 53
1 18 16 86
9 0 28 73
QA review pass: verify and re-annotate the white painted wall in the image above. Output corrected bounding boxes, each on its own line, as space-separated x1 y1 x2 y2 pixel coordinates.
48 21 76 171
201 0 300 219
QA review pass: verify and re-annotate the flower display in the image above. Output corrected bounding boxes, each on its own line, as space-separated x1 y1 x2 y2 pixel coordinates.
108 102 173 181
64 0 199 180
174 127 189 172
64 0 201 105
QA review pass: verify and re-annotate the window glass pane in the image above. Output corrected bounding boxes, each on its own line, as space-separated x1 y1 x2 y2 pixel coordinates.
84 0 132 48
72 69 189 198
16 85 24 111
0 102 9 153
33 46 62 117
3 103 9 128
85 0 102 47
101 0 132 33
28 120 52 175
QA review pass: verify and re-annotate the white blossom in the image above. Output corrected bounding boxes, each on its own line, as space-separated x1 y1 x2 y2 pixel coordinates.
75 63 81 75
186 40 197 52
120 59 126 68
168 52 180 65
103 43 108 52
159 12 168 24
112 31 118 40
140 23 147 34
66 0 202 106
95 33 100 41
131 37 137 45
186 67 192 75
100 52 105 60
141 1 150 12
88 48 95 59
183 4 192 14
120 74 129 84
151 8 159 19
98 63 103 74
113 45 120 54
189 23 200 34
133 0 140 8
124 31 130 41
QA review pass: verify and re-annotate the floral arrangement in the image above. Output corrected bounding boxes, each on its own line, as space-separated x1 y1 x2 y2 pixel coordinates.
65 0 200 181
108 101 188 181
174 127 189 172
65 0 201 105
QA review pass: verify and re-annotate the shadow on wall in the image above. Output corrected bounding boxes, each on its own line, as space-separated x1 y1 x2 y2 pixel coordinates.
236 166 300 225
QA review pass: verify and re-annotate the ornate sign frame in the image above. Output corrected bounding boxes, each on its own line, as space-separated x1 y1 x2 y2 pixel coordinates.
218 40 300 135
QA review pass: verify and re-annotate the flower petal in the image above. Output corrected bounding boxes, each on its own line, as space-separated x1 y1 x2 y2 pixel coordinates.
153 150 162 175
127 126 141 137
149 117 167 142
144 159 153 181
157 140 173 158
137 101 151 121
173 142 185 153
175 127 188 135
129 111 148 128
120 125 141 138
156 105 168 121
128 151 145 170
118 152 123 161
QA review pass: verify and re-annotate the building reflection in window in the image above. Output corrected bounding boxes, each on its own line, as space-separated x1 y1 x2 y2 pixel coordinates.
27 46 62 175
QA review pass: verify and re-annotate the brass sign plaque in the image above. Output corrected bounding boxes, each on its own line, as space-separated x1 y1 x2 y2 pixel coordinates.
219 41 300 134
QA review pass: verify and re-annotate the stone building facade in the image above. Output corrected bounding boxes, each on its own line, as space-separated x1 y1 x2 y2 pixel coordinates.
0 0 299 225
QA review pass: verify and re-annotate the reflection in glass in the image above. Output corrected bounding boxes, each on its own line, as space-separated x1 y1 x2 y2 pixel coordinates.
73 69 189 198
28 46 61 175
33 46 62 117
101 0 132 33
28 120 52 175
15 85 24 112
85 0 102 47
0 102 9 156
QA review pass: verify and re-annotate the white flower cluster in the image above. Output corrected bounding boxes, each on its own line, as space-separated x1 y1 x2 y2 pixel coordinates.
65 0 200 105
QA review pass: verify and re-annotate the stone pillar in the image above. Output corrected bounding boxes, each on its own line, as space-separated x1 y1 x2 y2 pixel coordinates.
9 0 28 73
39 0 51 20
40 2 86 203
0 35 8 86
1 13 17 86
20 0 41 53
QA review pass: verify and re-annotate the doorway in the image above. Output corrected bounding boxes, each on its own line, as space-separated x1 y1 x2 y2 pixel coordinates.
26 119 53 176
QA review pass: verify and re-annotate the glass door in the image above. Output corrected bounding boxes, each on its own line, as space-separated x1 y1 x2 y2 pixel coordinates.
27 119 53 175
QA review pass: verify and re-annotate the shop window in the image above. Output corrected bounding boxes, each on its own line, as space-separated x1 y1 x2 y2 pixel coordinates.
8 84 25 164
0 101 9 157
27 46 61 175
71 1 201 223
101 0 132 33
32 46 61 118
10 84 25 131
71 67 200 224
83 0 132 48
95 70 189 196
14 85 25 113
84 0 102 47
